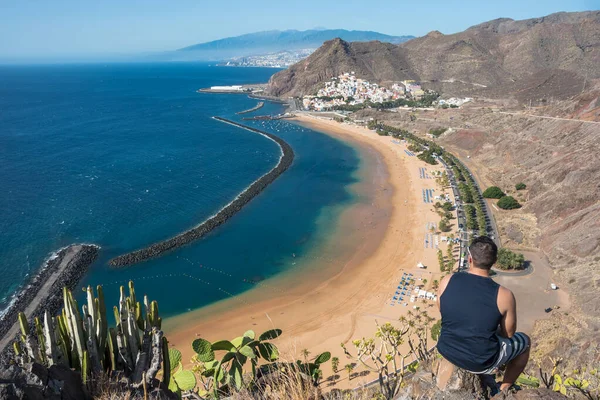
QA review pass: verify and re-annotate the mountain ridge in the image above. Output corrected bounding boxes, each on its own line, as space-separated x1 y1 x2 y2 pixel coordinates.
176 29 414 60
267 11 600 101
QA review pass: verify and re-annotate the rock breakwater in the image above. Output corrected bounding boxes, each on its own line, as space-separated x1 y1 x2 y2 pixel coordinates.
0 244 99 353
236 101 264 115
108 117 295 267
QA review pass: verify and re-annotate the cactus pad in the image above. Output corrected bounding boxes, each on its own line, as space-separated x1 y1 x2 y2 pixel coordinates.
314 351 331 364
259 329 282 341
173 369 196 391
168 348 182 372
192 338 215 362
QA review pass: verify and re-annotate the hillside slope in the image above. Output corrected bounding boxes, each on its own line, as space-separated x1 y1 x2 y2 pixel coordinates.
267 38 418 97
267 11 600 100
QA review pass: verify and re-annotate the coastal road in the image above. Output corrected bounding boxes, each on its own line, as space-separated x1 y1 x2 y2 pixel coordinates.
438 155 500 271
0 245 82 352
456 160 501 248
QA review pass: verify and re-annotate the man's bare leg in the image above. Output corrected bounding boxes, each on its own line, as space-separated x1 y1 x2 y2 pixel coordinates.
500 346 530 391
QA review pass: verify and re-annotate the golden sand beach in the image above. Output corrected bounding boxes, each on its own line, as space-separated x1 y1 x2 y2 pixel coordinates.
164 113 455 388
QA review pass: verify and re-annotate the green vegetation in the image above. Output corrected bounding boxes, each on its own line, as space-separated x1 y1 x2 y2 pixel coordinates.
431 320 441 341
482 186 506 199
190 328 331 397
341 310 436 399
496 248 526 270
516 182 527 190
417 149 438 165
331 356 339 374
439 219 451 232
331 91 440 112
429 127 448 137
458 182 474 203
498 196 522 209
464 204 478 231
14 282 165 386
438 250 445 272
316 95 344 101
441 201 453 212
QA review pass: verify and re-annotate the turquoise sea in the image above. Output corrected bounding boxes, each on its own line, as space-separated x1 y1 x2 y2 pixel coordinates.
0 63 364 318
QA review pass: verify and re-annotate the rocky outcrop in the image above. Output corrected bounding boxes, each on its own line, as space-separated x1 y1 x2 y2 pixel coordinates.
0 362 90 400
394 358 566 400
0 362 178 400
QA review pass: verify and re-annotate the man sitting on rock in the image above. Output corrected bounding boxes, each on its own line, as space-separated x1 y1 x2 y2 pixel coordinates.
436 236 530 392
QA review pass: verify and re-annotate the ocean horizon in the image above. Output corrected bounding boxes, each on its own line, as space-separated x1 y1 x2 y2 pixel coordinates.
0 62 372 319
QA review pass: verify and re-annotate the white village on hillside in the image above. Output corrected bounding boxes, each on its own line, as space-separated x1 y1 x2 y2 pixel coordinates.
302 72 472 111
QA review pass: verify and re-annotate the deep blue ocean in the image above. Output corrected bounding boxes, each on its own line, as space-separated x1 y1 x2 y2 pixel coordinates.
0 63 362 318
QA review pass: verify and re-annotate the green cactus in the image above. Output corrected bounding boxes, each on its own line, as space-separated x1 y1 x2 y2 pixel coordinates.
150 301 159 329
13 281 168 391
55 314 71 365
162 337 171 385
18 312 30 337
128 281 136 307
34 317 48 365
192 329 282 395
96 285 108 359
64 288 86 369
82 350 90 385
18 312 40 363
13 341 22 356
43 311 60 366
107 327 118 371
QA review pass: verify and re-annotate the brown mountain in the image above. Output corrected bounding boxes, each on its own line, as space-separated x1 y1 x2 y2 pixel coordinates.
266 38 418 97
267 11 600 100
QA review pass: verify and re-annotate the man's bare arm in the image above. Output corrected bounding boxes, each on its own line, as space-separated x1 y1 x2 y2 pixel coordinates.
437 274 452 311
498 286 517 338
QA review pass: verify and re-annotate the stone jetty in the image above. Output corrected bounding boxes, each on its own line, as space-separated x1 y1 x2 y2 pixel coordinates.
0 244 99 354
236 101 264 115
108 117 295 267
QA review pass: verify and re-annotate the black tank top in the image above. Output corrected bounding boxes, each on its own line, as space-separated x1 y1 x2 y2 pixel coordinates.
437 272 502 372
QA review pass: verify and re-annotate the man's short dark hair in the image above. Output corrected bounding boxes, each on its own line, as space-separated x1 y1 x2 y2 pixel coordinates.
469 236 498 270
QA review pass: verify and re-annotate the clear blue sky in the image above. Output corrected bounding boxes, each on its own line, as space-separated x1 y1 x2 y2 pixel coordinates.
1 0 598 61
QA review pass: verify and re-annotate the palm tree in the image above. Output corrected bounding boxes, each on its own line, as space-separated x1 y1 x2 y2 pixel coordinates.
344 364 355 381
332 357 339 374
301 348 310 362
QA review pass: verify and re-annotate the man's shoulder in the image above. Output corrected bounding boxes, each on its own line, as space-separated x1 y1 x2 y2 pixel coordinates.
497 284 516 308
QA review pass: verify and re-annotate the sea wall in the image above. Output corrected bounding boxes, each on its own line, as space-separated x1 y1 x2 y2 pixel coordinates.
108 117 295 267
236 101 264 115
0 244 99 354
